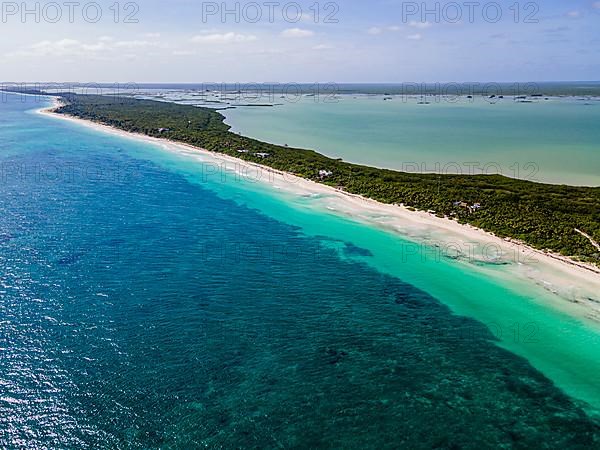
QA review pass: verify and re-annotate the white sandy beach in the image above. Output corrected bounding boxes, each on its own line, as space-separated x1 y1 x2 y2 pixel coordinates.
38 98 600 323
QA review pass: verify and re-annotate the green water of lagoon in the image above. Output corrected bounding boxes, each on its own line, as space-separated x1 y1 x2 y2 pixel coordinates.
222 95 600 186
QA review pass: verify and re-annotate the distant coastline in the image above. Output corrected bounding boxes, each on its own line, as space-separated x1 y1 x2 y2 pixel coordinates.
17 81 600 97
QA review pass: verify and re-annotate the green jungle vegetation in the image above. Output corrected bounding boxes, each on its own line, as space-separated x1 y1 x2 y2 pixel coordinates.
51 93 600 266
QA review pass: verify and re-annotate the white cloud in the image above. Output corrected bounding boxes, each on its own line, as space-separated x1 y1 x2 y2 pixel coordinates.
6 37 160 58
369 25 402 35
143 33 161 39
81 42 110 52
281 28 315 38
191 33 257 44
9 39 87 57
114 40 155 49
567 10 581 18
313 44 334 50
409 21 432 29
407 33 423 41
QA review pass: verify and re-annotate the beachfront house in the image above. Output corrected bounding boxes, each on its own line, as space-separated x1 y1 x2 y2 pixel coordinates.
470 203 482 213
319 170 333 179
454 201 483 213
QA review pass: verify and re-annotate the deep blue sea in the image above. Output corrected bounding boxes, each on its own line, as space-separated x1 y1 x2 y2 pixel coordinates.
1 94 600 448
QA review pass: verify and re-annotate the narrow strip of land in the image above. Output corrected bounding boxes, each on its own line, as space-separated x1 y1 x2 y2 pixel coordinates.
11 89 598 269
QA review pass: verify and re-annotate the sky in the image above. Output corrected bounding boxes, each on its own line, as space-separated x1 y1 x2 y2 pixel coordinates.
1 0 599 83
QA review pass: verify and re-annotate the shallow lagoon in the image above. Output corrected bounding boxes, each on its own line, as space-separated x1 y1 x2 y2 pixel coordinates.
222 95 600 186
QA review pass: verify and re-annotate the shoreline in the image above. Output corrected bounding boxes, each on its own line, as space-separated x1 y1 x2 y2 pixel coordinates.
37 97 600 323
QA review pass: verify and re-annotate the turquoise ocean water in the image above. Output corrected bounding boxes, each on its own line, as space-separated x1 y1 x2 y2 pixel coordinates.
222 95 600 186
1 94 600 447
